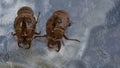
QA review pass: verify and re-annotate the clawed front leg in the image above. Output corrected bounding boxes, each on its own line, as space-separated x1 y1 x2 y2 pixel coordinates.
56 41 61 52
25 43 31 49
61 40 65 46
34 31 41 35
47 40 53 48
63 34 80 42
11 32 16 36
18 42 23 48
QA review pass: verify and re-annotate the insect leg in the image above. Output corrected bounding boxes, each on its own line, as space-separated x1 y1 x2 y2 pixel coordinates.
34 34 47 39
56 41 61 52
63 34 80 42
11 32 16 36
36 12 40 24
34 31 41 35
47 40 53 48
61 40 65 46
18 42 23 48
25 43 31 49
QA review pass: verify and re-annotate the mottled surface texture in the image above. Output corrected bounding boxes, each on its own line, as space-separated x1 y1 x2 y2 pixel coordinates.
0 0 119 68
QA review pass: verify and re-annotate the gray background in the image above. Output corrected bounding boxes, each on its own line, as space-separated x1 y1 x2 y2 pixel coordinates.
0 0 119 68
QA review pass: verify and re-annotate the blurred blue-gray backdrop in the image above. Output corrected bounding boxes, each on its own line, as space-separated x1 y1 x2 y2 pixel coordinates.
0 0 119 68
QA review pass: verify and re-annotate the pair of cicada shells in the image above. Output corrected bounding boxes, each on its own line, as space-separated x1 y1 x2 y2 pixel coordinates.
12 6 80 52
